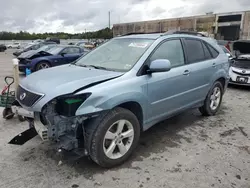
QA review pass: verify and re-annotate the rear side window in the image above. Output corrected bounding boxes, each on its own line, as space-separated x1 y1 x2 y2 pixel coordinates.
184 39 206 63
206 43 219 58
202 42 213 59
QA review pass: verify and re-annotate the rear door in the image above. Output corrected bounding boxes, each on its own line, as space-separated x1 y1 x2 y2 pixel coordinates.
182 38 218 101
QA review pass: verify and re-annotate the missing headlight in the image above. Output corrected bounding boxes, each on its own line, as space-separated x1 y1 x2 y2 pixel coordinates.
56 93 91 117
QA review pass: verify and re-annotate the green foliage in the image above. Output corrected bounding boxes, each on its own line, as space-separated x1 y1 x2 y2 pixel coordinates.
0 27 113 40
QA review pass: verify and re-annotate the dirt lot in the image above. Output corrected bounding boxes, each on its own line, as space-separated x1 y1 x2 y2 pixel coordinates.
0 50 250 188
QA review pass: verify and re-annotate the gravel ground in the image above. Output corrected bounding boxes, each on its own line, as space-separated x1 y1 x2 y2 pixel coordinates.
0 50 250 188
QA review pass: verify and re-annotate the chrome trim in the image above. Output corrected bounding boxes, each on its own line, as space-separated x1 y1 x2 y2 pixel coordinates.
17 84 45 107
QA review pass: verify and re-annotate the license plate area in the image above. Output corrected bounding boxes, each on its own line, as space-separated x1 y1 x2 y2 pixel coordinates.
236 76 248 83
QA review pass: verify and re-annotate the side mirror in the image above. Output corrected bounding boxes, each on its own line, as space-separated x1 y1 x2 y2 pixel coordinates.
148 59 171 73
61 52 66 56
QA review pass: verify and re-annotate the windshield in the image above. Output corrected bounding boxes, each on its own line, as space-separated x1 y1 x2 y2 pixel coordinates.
46 46 64 55
23 44 33 50
37 45 56 52
75 38 153 71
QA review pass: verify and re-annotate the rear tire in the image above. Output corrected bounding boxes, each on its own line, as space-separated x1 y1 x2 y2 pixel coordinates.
35 61 51 71
85 107 140 168
199 81 223 116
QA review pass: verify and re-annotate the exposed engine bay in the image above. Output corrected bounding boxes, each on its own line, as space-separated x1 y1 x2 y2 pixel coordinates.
9 97 97 156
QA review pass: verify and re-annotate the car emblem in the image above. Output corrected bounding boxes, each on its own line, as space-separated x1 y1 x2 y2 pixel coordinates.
20 93 26 100
242 70 246 74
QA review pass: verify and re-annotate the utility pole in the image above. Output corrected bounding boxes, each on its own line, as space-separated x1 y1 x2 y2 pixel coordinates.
108 11 111 29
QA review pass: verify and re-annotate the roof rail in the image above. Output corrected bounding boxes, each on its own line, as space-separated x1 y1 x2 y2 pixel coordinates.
162 30 207 37
119 31 161 36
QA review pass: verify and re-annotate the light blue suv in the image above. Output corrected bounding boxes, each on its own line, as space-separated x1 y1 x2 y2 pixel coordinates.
12 31 230 167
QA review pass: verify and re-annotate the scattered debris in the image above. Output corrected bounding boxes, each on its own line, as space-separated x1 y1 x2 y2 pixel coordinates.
238 146 250 154
238 127 248 137
166 167 182 173
220 128 238 137
94 182 102 186
236 175 241 180
112 177 120 181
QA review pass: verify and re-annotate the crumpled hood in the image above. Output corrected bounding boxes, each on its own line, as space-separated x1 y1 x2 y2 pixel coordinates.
18 50 37 59
233 40 250 54
20 64 123 97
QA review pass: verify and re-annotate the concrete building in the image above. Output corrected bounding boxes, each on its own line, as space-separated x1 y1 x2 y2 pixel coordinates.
113 10 250 40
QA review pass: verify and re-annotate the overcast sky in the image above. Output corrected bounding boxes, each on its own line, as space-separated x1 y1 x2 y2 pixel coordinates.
1 0 250 33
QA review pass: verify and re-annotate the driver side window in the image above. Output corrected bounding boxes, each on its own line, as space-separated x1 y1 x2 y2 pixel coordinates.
61 47 80 54
150 39 185 68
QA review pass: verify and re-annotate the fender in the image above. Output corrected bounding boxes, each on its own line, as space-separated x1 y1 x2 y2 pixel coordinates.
75 91 149 121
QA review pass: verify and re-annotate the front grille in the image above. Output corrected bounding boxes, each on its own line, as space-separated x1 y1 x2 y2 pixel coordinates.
16 85 43 107
232 70 250 76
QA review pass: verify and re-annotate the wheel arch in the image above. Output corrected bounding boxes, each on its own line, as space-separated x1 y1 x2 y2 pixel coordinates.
116 101 144 131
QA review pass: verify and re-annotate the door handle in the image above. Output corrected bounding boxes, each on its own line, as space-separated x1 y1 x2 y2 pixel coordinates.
212 63 216 67
183 70 190 75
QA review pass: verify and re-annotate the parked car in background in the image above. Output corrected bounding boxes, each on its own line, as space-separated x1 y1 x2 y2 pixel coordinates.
76 41 95 49
229 40 250 86
7 42 21 49
75 41 86 47
18 45 85 72
45 37 60 44
0 44 7 52
18 44 57 72
13 41 56 57
13 32 229 167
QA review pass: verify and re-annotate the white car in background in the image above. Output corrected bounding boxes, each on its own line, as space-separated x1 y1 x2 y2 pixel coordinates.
229 55 250 86
7 42 21 49
229 40 250 86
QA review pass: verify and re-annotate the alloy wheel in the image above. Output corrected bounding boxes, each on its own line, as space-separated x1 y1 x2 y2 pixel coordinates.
103 119 134 159
210 86 221 110
37 63 50 70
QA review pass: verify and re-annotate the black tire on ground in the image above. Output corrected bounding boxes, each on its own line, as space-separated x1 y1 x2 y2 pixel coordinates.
85 107 141 168
199 81 224 116
35 61 51 71
3 108 14 120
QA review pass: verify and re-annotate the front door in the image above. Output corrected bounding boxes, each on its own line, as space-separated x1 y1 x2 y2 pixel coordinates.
146 39 194 122
61 47 81 64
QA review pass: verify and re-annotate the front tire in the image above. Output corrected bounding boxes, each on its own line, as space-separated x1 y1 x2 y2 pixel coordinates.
86 107 140 168
199 81 223 116
35 61 51 71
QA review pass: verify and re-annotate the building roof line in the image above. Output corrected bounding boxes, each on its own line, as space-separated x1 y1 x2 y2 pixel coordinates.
113 10 249 26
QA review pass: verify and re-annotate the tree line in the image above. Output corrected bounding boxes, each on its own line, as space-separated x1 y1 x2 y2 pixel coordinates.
0 27 113 40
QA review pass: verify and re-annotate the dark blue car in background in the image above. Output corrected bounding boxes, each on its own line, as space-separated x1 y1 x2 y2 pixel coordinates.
18 45 86 72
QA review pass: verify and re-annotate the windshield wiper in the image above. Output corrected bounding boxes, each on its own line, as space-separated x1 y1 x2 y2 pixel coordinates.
79 64 108 70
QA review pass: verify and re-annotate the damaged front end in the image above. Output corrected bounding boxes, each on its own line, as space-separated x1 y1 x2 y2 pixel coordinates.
9 93 98 157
